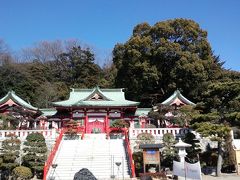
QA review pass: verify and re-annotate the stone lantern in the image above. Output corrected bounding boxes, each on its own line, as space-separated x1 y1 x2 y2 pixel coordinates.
174 138 192 162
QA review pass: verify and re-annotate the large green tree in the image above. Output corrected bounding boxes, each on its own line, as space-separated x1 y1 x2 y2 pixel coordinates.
192 122 231 176
113 19 223 105
198 80 240 126
50 46 102 88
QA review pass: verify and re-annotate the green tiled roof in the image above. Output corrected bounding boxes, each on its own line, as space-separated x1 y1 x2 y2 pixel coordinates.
161 90 196 106
40 108 57 117
134 108 152 116
53 86 140 107
0 91 38 111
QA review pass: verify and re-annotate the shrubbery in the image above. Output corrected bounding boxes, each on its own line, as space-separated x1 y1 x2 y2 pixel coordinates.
12 166 32 180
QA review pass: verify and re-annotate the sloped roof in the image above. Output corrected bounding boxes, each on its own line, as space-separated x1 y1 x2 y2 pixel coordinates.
0 91 38 111
40 108 57 117
174 138 192 148
53 86 140 107
135 108 152 116
161 90 196 106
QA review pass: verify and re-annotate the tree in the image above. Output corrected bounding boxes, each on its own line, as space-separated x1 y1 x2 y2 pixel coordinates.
199 81 240 126
0 113 16 130
222 133 236 173
22 133 47 178
99 63 117 88
50 46 102 88
65 120 79 139
161 133 177 168
134 133 155 152
0 134 21 179
110 119 129 128
7 106 41 130
0 39 13 65
20 40 63 62
191 122 231 176
148 104 199 128
183 132 201 163
113 19 223 105
12 166 33 180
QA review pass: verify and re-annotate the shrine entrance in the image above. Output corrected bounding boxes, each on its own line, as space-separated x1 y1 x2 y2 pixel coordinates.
86 116 106 133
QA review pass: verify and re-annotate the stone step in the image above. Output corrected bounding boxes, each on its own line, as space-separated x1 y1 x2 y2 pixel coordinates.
47 138 130 179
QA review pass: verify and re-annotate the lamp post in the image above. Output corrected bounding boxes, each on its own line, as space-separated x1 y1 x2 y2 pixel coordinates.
50 164 58 180
115 162 121 179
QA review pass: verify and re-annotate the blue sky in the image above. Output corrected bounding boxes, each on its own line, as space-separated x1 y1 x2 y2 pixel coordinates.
0 0 239 70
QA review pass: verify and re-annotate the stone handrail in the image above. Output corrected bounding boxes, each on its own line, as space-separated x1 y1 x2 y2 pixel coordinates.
129 127 190 139
0 129 57 139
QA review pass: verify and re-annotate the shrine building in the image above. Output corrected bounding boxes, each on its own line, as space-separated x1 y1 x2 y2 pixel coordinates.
0 91 38 114
161 90 196 107
48 86 149 133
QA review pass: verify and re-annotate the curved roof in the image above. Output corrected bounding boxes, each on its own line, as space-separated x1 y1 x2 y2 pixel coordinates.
40 108 57 117
0 91 38 111
53 86 140 107
161 90 196 106
134 108 152 116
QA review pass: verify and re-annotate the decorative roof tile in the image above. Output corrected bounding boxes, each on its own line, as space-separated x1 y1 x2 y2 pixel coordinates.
134 108 152 116
53 86 140 107
161 90 196 106
0 91 38 111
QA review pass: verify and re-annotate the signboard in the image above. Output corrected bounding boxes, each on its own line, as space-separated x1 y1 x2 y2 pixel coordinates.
143 149 160 164
173 160 202 180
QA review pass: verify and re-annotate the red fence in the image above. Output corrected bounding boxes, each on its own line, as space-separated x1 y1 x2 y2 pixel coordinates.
124 128 136 178
43 129 65 180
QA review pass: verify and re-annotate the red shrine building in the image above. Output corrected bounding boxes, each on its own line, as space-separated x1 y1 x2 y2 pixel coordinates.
46 86 150 133
0 91 38 114
0 91 39 129
0 87 196 131
161 90 196 107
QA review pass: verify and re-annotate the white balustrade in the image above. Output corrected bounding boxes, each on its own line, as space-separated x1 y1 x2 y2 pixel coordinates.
129 127 190 139
0 129 57 140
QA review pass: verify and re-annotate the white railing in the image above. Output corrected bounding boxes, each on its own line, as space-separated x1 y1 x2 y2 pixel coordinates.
0 129 57 140
129 127 190 139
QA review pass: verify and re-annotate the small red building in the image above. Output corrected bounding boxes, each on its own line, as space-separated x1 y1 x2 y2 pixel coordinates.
0 91 38 128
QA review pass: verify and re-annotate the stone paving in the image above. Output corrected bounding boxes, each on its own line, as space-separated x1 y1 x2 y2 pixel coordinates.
202 173 239 180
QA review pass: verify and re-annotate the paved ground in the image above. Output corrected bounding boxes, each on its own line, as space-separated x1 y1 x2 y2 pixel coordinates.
202 173 239 180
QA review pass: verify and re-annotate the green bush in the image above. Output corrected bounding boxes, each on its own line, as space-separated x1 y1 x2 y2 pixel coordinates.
110 119 129 128
137 133 154 141
12 166 33 180
25 132 45 142
145 124 156 128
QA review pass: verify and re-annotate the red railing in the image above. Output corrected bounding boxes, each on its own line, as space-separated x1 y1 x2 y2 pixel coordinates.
124 128 136 178
77 126 85 139
43 128 65 180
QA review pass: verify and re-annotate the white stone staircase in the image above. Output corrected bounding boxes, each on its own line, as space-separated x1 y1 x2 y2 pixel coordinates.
47 134 130 180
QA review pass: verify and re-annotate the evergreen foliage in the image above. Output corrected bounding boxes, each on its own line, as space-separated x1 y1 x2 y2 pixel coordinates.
113 18 224 104
110 119 129 128
12 166 33 180
0 133 21 177
183 132 201 163
192 122 231 176
22 133 47 178
161 133 177 168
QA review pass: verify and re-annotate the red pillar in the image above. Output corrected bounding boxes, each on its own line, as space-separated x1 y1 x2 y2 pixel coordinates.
105 115 110 139
85 116 88 133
